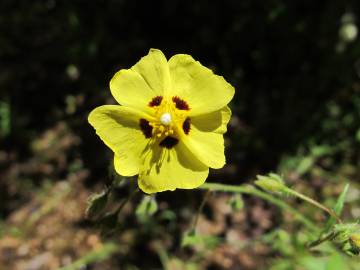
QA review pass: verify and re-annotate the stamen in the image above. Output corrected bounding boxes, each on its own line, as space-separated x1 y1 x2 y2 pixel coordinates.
172 96 190 110
139 119 153 138
159 136 179 149
182 117 191 134
148 96 163 107
160 113 172 125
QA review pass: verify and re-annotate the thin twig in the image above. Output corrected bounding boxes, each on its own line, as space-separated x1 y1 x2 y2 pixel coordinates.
191 190 212 232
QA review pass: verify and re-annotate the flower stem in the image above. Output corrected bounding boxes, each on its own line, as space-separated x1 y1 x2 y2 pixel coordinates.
283 187 342 224
199 183 318 232
114 187 140 216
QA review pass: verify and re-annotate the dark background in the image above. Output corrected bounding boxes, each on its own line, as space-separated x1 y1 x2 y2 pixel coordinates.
1 1 360 269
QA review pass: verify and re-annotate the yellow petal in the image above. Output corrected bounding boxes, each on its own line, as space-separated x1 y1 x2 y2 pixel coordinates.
191 106 231 134
109 49 171 113
168 54 235 116
88 105 150 176
138 141 209 193
181 107 231 169
114 154 138 177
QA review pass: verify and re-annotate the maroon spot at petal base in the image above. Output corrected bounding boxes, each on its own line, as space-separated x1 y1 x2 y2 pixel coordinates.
139 119 153 138
159 136 179 149
148 96 163 107
182 117 191 134
172 96 190 110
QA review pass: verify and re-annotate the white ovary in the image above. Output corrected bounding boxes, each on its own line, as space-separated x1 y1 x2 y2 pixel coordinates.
160 113 172 125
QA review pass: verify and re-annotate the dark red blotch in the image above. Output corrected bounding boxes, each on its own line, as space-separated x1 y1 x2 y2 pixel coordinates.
159 136 179 149
172 96 190 110
148 96 163 107
182 117 191 134
139 119 153 138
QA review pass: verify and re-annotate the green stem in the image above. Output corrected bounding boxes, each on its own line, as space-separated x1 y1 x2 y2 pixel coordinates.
284 187 342 224
307 231 339 249
115 187 140 216
199 183 318 232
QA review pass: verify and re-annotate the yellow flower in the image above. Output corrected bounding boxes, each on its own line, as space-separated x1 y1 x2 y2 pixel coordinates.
88 49 235 193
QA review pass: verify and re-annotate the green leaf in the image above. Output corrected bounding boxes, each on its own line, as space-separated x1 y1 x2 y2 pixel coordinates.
299 254 350 270
356 129 360 142
310 145 333 157
86 190 108 219
298 256 326 270
228 194 244 211
159 209 177 221
323 184 349 233
333 184 349 215
0 101 11 137
296 156 314 175
326 253 349 270
181 230 221 249
136 195 158 221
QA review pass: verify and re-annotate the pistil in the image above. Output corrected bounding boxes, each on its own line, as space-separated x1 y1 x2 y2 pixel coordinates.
160 112 172 125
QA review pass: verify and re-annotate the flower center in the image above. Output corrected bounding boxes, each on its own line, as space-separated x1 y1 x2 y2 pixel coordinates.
139 95 192 149
160 113 172 125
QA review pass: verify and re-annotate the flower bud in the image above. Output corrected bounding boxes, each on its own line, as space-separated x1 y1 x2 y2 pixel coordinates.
350 233 360 254
332 223 360 256
255 174 286 193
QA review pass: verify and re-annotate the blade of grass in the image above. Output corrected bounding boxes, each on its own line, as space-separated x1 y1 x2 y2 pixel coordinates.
323 184 349 233
58 243 118 270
